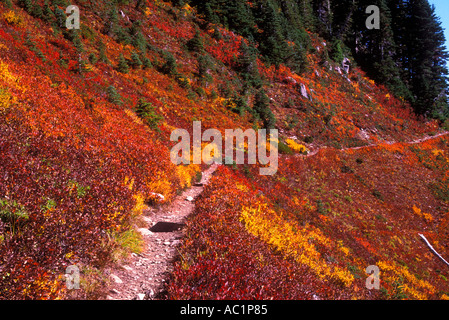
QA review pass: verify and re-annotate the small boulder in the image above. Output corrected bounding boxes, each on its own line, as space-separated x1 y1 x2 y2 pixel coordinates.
137 228 153 237
342 58 351 73
300 83 308 99
110 274 123 284
149 192 165 202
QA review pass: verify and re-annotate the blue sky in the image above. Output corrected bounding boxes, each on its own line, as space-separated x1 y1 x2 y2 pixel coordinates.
429 0 449 53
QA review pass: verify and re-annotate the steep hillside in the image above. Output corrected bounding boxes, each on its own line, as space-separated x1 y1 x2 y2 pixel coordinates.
0 0 447 299
168 135 449 300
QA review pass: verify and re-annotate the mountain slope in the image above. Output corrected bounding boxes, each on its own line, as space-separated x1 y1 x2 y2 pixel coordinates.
0 0 447 299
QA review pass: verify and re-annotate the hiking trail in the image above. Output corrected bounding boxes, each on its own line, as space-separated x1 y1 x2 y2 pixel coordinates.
305 131 449 157
105 163 219 300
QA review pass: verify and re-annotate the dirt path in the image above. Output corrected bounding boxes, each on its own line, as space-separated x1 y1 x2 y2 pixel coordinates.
105 163 219 300
305 131 449 157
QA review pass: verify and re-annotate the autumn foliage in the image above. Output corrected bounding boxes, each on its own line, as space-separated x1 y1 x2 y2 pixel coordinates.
0 0 448 300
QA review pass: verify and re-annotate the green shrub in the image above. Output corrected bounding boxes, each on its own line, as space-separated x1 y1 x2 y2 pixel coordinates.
197 54 213 84
18 0 33 13
43 1 55 23
25 33 46 61
304 136 314 144
31 3 44 18
97 40 109 64
130 51 142 69
278 141 294 155
135 99 164 131
372 189 384 201
160 51 178 76
142 56 152 69
254 89 276 129
186 29 204 53
88 53 98 65
176 75 190 89
106 85 123 105
117 53 129 74
114 26 132 45
0 198 29 236
330 39 345 64
195 86 206 97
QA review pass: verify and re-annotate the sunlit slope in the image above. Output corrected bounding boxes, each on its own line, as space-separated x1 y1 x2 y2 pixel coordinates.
0 0 444 299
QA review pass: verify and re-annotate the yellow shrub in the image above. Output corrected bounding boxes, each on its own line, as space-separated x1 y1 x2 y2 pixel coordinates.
176 164 200 189
124 176 135 191
240 204 354 286
285 138 309 154
146 177 172 200
0 60 24 92
0 87 16 113
3 10 23 27
378 260 435 299
412 205 434 223
132 193 147 217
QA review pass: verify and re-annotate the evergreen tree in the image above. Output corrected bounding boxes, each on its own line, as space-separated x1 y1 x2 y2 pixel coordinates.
142 56 152 69
330 38 345 64
348 0 411 101
252 0 289 68
19 0 33 14
405 0 448 116
115 27 132 46
43 1 55 23
171 0 184 7
129 20 142 37
197 54 212 85
135 99 164 130
254 89 276 129
130 51 142 69
106 85 123 105
117 53 129 74
161 51 178 76
235 40 262 89
88 53 98 65
97 40 109 64
54 5 66 28
31 2 44 19
204 3 219 25
186 29 204 53
132 31 147 54
313 0 333 38
70 29 83 53
225 0 255 38
389 0 409 75
103 6 118 36
331 0 356 41
298 0 316 31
